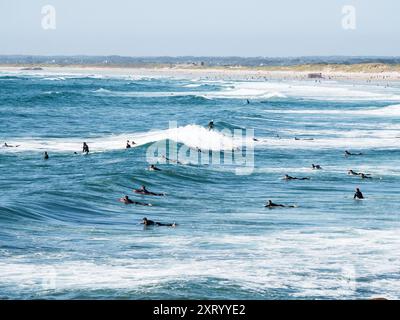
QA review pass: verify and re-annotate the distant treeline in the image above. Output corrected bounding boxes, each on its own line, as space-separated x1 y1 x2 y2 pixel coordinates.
1 55 400 67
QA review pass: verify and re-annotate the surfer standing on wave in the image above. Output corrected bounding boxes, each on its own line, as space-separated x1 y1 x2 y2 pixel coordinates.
82 142 89 154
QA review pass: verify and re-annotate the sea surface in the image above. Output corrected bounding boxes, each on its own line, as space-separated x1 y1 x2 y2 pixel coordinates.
1 71 400 299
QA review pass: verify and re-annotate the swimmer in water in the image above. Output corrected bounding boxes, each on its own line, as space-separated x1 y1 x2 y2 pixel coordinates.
348 170 360 176
246 99 250 104
348 170 371 177
283 174 310 181
295 137 314 141
207 120 214 130
354 188 364 199
345 150 363 157
134 185 165 196
312 164 322 170
161 155 182 165
119 195 152 206
43 151 49 160
3 142 20 148
82 142 89 154
265 200 296 208
141 217 176 227
149 164 161 171
126 140 131 149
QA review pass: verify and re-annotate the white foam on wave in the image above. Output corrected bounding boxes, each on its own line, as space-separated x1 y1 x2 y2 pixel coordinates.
0 125 240 154
256 136 400 150
263 104 400 117
0 70 163 82
1 228 399 298
229 81 400 101
92 80 400 101
92 88 286 100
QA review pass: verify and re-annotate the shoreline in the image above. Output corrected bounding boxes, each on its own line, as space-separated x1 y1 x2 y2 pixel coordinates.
1 64 400 82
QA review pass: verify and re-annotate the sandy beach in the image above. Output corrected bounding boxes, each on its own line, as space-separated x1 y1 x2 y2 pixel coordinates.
1 64 400 83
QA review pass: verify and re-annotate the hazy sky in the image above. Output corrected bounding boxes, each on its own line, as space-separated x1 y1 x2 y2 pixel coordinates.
0 0 398 56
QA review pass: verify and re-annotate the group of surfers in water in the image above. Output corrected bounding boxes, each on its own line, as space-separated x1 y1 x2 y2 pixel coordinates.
266 150 369 208
3 123 371 222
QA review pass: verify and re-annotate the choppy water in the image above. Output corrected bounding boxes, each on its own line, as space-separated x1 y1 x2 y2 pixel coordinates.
1 71 400 299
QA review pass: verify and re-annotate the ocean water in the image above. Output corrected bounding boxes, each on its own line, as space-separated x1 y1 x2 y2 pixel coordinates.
1 71 400 299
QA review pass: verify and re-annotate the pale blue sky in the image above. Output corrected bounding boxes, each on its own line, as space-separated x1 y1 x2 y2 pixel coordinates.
0 0 398 56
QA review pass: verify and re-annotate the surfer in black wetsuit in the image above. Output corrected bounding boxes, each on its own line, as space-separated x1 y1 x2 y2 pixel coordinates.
134 185 165 196
82 142 89 154
283 174 310 181
265 200 296 208
208 120 214 130
312 164 322 170
360 173 372 179
126 140 131 149
246 99 250 104
3 142 19 148
295 137 314 141
119 195 152 206
141 217 176 227
354 188 364 199
43 151 49 160
161 155 182 165
149 164 161 171
348 170 359 176
345 150 363 157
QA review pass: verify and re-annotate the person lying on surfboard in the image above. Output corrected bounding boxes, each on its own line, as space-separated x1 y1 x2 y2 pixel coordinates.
119 195 152 206
3 142 20 148
265 200 297 208
134 185 165 196
148 164 162 171
141 217 176 227
283 174 310 181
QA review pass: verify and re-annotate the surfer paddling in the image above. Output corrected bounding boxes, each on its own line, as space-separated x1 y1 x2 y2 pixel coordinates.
141 217 176 227
119 195 152 206
283 174 310 181
265 200 296 208
134 185 165 196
